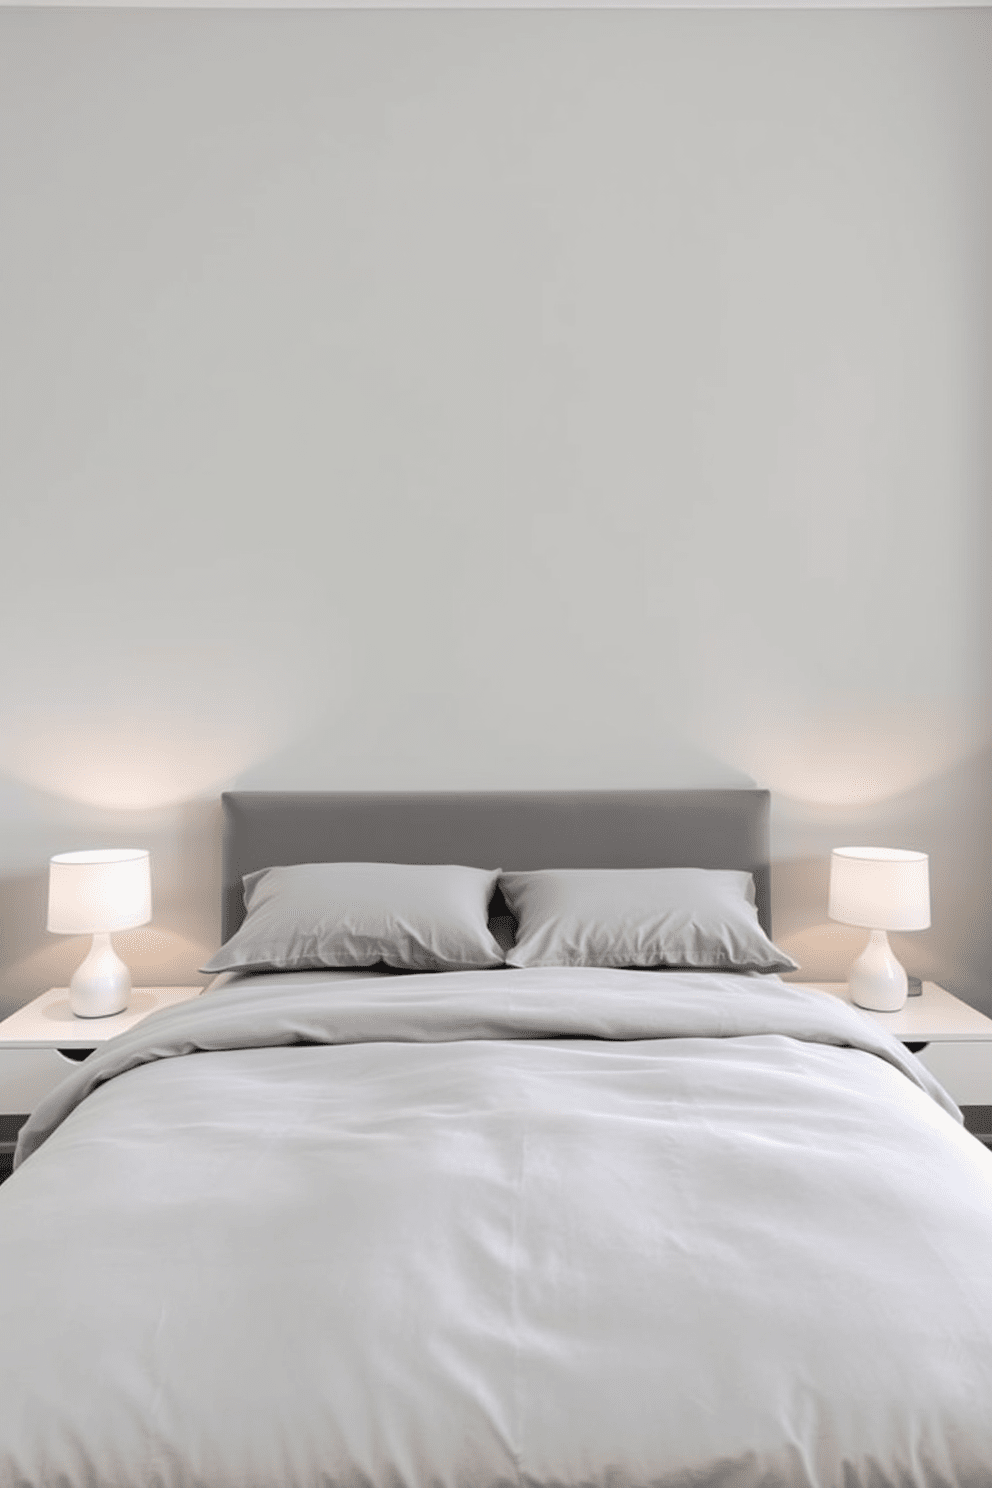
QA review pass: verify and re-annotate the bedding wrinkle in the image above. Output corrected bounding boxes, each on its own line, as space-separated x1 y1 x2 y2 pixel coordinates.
508 1127 528 1488
140 1298 178 1488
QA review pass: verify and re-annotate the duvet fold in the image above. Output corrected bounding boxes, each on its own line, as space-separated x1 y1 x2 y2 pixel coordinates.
14 966 959 1165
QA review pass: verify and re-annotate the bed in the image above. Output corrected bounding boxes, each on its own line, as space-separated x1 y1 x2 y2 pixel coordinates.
3 788 992 1488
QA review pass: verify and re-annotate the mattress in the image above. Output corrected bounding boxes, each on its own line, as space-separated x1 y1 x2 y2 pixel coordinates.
3 966 991 1488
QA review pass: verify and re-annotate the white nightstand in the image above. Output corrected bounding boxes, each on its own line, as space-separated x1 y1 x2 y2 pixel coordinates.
799 981 992 1137
0 987 203 1135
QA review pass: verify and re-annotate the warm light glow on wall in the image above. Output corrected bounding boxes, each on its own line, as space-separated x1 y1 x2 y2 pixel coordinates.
0 720 282 811
691 704 991 808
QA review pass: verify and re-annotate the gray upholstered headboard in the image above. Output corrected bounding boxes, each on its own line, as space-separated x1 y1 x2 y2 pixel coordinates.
220 789 772 943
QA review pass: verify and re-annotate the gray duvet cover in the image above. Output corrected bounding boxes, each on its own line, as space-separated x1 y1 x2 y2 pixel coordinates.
2 968 991 1488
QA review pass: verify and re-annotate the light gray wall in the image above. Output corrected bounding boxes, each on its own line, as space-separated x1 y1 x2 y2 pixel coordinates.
1 7 989 1015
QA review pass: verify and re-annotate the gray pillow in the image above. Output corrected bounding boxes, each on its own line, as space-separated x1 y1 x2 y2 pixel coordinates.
201 862 505 974
500 868 798 973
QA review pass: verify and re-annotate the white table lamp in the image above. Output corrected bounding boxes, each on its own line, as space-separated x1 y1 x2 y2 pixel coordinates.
47 849 152 1017
828 846 930 1012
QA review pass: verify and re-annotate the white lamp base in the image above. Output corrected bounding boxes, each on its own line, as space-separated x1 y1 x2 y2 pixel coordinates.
847 928 908 1012
70 932 132 1018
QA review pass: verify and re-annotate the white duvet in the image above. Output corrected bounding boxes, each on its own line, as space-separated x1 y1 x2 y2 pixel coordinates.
3 968 992 1488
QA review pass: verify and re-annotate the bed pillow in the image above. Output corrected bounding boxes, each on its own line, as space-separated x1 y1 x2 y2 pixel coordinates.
201 862 505 974
499 867 798 973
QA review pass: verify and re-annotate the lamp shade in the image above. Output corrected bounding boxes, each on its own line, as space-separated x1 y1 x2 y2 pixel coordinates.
827 847 930 932
47 849 152 935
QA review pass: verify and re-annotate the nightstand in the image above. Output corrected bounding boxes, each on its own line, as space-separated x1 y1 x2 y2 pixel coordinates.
799 980 992 1144
0 986 203 1180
